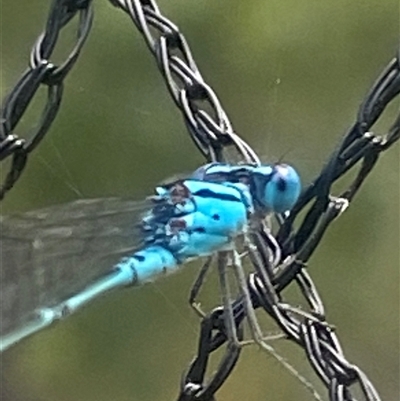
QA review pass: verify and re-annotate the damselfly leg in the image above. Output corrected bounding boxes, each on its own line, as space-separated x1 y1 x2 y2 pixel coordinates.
242 234 324 401
189 256 214 318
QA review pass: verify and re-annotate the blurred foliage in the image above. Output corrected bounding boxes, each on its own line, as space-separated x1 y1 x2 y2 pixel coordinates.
0 1 398 401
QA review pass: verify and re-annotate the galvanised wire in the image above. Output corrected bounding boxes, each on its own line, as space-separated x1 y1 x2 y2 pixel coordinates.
0 0 93 200
1 1 399 401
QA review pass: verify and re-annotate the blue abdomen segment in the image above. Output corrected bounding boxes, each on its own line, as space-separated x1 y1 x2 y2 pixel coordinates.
117 245 178 284
0 246 179 351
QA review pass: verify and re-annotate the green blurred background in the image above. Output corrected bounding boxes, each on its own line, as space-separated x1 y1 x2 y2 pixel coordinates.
1 1 399 400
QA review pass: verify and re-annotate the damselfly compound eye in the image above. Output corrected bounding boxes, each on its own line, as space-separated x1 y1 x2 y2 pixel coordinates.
263 164 301 213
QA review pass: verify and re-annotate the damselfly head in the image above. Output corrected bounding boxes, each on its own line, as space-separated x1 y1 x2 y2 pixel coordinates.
260 164 301 214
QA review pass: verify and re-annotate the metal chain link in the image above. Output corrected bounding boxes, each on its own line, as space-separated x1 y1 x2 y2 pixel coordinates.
0 0 93 199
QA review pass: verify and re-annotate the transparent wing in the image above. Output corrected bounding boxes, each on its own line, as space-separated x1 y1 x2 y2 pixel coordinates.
0 197 148 337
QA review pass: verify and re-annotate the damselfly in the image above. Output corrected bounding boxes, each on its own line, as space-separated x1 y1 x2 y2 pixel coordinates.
0 162 301 351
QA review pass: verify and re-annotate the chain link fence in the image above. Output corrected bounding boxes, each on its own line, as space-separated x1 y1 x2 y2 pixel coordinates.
1 1 399 401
